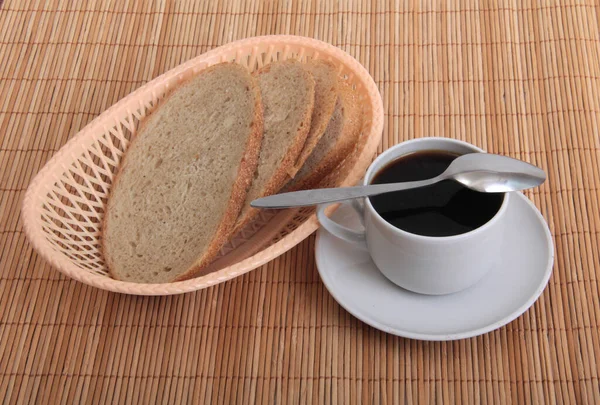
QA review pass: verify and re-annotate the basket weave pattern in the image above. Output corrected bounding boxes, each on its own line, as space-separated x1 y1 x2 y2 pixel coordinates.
22 36 384 295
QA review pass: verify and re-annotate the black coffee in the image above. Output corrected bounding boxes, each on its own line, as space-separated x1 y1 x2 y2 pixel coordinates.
370 150 504 237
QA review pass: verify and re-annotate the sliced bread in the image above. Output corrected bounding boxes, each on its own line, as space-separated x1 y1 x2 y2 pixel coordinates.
287 78 362 191
103 62 264 283
233 59 315 234
290 59 338 175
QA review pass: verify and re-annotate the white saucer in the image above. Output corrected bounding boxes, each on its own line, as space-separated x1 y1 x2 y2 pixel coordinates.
315 192 554 341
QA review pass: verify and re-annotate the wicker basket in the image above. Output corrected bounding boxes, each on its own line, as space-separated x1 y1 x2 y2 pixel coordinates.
21 35 384 295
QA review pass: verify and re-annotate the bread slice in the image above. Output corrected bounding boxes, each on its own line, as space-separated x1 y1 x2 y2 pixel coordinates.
290 59 338 175
233 59 315 234
103 63 264 283
287 78 362 191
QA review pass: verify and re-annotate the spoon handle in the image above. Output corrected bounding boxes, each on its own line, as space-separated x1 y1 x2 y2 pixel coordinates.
251 177 442 209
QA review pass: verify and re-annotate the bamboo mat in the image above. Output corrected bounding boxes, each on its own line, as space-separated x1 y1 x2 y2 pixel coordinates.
1 0 600 403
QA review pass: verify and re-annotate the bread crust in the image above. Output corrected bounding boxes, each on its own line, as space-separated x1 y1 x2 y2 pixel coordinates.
102 63 264 283
232 59 315 236
288 78 362 191
290 59 338 176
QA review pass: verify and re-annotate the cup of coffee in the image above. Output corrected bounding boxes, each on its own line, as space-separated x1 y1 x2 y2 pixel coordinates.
317 137 510 295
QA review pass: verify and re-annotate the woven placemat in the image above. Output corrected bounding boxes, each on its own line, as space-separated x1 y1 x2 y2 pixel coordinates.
1 0 599 403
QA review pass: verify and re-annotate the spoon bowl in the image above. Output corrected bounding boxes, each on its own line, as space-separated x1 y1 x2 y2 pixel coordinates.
443 153 547 193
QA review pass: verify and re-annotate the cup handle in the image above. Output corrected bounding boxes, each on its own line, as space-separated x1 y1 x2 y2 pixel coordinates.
317 200 366 244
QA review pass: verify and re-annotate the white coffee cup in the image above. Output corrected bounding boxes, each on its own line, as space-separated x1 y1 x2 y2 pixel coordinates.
317 137 510 295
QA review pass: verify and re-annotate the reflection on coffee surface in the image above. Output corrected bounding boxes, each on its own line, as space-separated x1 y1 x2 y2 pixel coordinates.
370 150 504 237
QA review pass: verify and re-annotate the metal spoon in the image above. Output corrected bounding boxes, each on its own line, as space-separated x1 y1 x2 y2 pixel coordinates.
250 153 546 209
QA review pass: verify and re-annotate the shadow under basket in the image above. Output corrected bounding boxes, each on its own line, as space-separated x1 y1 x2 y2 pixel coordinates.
22 35 384 295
